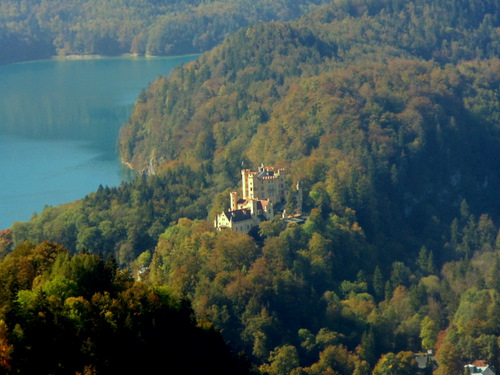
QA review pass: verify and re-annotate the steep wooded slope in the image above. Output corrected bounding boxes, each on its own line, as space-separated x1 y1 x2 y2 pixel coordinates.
119 0 500 173
118 0 500 256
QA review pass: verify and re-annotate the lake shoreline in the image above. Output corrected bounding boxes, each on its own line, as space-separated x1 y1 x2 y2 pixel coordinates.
51 53 201 61
1 53 201 67
52 53 136 61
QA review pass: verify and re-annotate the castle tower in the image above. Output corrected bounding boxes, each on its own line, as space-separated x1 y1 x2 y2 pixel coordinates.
230 191 238 211
241 169 250 200
241 165 286 204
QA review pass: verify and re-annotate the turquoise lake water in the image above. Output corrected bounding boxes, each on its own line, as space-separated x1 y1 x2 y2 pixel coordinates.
0 55 197 229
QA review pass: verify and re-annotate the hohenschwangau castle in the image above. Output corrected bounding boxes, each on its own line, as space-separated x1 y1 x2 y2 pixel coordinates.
214 165 302 233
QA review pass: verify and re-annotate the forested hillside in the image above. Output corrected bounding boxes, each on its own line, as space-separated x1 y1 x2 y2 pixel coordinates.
0 241 251 373
0 0 328 64
7 0 500 373
119 0 500 172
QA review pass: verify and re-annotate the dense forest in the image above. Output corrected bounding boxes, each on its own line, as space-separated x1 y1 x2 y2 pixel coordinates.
0 241 251 373
0 0 328 64
4 0 500 373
